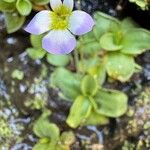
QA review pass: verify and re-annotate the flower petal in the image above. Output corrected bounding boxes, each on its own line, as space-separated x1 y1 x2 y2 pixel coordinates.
50 0 62 11
24 10 52 35
63 0 74 11
68 10 95 35
42 30 76 54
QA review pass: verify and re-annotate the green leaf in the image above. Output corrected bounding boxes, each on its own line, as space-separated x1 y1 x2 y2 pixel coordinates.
46 54 70 67
56 145 70 150
16 0 32 16
78 58 106 86
80 31 96 43
0 1 15 12
81 75 98 96
94 88 128 117
78 39 100 55
34 121 60 140
121 28 150 55
27 48 46 60
78 57 100 73
66 96 92 128
121 18 138 31
83 109 109 126
3 0 16 2
4 12 25 33
33 111 60 141
33 143 49 150
50 68 82 101
31 0 49 5
30 34 45 49
93 12 120 39
96 62 107 86
129 0 149 10
106 53 136 82
33 142 56 150
60 131 75 146
100 33 123 51
78 27 102 55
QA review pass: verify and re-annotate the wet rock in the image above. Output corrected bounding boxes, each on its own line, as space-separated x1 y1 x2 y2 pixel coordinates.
123 0 150 30
0 52 51 149
0 79 9 100
0 12 6 33
0 34 30 61
11 143 32 150
76 0 121 17
143 64 150 81
104 87 150 150
0 101 32 150
0 12 30 60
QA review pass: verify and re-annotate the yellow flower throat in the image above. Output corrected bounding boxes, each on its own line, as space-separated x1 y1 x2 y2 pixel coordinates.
51 6 71 30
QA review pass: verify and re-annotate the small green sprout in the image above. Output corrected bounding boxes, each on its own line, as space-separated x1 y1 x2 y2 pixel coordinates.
129 0 150 10
11 69 24 80
33 110 76 150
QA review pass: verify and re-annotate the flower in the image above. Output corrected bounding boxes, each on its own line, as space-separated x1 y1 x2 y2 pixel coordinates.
25 0 94 55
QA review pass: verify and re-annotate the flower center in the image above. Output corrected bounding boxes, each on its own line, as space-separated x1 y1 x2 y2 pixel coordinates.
51 5 71 30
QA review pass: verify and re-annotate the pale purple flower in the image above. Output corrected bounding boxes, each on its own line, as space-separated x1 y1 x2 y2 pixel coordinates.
25 0 94 54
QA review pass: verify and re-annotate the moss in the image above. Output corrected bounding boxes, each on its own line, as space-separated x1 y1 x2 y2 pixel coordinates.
122 141 135 150
125 87 150 149
0 117 13 139
129 0 149 10
0 117 13 150
11 69 24 80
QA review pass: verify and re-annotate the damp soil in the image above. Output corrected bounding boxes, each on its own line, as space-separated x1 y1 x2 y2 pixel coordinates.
0 0 150 150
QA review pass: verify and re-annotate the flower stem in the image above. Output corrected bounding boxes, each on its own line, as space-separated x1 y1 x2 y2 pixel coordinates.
74 50 79 72
79 50 86 74
74 0 81 72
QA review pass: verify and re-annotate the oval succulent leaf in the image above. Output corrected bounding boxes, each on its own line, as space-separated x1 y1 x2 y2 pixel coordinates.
16 0 32 16
81 75 98 96
3 0 15 2
0 1 15 12
93 12 120 39
46 54 70 67
33 142 56 150
78 57 100 73
27 48 46 60
121 18 138 31
106 52 136 82
94 88 128 117
4 12 25 33
30 34 45 49
83 109 109 125
121 28 150 55
50 68 82 101
66 96 92 128
33 112 60 141
100 33 123 51
78 32 101 55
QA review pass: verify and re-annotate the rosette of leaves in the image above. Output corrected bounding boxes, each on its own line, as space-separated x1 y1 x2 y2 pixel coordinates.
129 0 150 10
33 110 75 150
26 34 71 67
50 68 128 128
78 12 150 82
0 0 49 33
